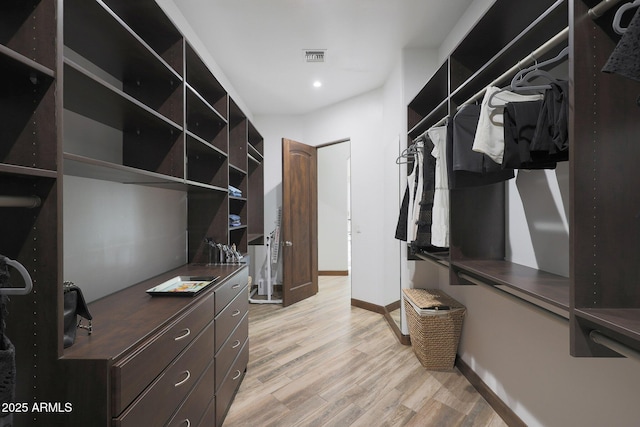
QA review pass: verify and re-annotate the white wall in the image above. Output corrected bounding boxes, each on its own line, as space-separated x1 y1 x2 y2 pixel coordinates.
255 89 402 306
63 176 187 302
317 142 350 272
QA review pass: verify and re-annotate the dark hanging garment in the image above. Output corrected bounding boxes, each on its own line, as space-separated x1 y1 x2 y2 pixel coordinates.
0 261 16 424
502 99 558 169
412 137 436 249
396 154 420 242
395 162 413 241
530 80 569 162
449 104 514 188
602 7 640 81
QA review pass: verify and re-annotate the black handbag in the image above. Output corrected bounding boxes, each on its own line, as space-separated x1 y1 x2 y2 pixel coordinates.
63 281 93 348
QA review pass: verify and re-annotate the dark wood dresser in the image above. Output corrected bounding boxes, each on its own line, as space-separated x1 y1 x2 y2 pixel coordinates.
60 263 249 427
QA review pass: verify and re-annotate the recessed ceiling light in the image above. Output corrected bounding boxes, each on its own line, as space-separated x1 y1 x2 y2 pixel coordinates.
313 81 322 88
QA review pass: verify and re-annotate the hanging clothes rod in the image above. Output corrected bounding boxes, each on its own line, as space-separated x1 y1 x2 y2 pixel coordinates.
0 195 41 208
590 330 640 362
588 0 626 18
458 27 569 110
457 272 569 320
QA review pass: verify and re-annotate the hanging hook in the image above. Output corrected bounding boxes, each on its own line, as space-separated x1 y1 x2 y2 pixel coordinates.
0 256 33 295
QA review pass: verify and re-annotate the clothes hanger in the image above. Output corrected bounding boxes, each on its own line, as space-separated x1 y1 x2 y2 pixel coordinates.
0 255 33 295
486 46 569 108
511 46 569 89
396 144 416 164
396 139 423 165
613 0 640 35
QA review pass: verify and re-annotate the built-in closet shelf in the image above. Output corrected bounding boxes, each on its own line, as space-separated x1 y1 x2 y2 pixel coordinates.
575 309 640 347
248 154 262 165
413 250 450 268
186 86 228 146
230 196 247 202
248 234 264 245
64 0 181 83
186 83 228 124
230 225 247 231
185 43 228 120
186 131 228 158
0 44 55 78
99 0 184 74
1 0 57 69
453 260 570 312
229 164 247 175
64 59 183 132
65 152 229 194
248 145 264 163
64 153 184 188
185 180 228 194
408 98 448 138
449 0 568 102
0 163 57 179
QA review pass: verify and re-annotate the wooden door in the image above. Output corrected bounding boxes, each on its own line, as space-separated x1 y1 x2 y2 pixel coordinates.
282 138 318 306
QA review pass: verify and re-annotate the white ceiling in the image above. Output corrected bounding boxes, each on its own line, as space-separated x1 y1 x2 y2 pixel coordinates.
171 0 474 116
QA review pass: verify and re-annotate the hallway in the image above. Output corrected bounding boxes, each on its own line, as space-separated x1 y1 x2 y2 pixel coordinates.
223 276 507 426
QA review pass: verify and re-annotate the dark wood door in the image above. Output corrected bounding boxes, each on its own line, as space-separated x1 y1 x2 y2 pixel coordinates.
281 138 318 306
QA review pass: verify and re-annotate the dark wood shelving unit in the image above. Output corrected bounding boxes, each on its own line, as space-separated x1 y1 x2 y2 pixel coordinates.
1 1 61 425
571 0 640 357
407 0 640 360
2 0 264 424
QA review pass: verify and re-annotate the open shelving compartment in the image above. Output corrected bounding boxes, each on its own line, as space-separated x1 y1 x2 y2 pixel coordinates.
449 0 571 318
408 0 572 322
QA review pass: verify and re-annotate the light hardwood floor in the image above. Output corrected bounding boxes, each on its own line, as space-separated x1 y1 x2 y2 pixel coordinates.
223 276 508 427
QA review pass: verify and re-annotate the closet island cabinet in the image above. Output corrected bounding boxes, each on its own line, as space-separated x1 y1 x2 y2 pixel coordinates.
408 0 640 359
1 0 263 425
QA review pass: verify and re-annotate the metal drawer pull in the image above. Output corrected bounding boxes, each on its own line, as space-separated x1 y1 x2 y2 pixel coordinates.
232 370 242 380
174 328 191 341
174 370 191 387
232 340 241 349
180 420 191 427
232 283 240 289
231 309 241 317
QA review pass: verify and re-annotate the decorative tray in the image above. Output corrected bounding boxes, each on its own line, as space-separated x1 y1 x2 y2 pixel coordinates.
146 276 219 296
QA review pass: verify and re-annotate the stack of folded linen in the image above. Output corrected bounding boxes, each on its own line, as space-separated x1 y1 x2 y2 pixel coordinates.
228 185 242 197
229 214 241 227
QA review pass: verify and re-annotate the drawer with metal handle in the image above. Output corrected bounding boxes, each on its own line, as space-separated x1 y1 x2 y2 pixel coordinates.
215 311 248 392
215 340 249 427
113 321 215 427
214 266 248 315
166 359 215 427
112 291 215 415
214 284 248 351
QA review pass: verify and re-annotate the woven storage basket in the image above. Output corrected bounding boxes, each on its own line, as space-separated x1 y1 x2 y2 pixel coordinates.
402 288 466 371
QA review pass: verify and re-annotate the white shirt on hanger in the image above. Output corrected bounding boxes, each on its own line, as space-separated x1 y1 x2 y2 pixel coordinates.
427 126 449 248
472 86 543 165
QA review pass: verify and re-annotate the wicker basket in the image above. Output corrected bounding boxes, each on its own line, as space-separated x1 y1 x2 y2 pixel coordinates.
403 288 466 371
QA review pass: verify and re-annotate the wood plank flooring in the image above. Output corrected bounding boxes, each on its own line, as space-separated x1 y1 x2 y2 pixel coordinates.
223 276 508 427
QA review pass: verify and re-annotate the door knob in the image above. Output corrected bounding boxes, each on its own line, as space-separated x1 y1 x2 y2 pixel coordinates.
283 241 293 246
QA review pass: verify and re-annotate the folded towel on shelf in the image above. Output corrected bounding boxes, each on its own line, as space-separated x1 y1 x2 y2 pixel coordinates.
229 214 242 227
228 185 242 197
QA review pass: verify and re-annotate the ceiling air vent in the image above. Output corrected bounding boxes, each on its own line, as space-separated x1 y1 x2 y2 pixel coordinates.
305 50 326 63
